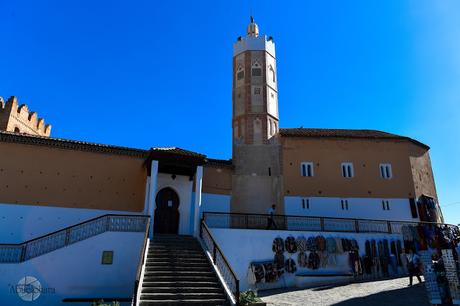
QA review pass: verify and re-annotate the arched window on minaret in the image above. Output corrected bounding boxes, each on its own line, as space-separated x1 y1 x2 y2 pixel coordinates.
252 60 262 77
269 65 276 83
236 64 245 80
14 127 20 133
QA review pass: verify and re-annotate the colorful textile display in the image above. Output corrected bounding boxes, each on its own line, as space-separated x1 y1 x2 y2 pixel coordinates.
272 237 284 254
308 251 320 270
285 236 297 253
326 237 337 254
285 258 297 273
296 236 307 252
297 251 307 268
316 236 326 252
441 249 460 304
420 250 442 304
306 237 318 252
274 253 285 270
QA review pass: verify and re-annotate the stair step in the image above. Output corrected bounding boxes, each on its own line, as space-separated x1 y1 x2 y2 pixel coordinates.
146 261 209 266
143 276 218 282
147 256 207 261
139 299 227 305
138 236 227 305
146 259 209 265
142 287 224 294
145 266 212 272
144 271 215 277
141 292 225 300
146 261 210 267
141 281 221 288
149 250 204 255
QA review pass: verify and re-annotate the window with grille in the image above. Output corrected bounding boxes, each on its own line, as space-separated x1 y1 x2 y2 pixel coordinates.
341 199 349 210
301 162 314 177
380 163 392 179
341 162 354 178
301 198 310 209
382 200 390 211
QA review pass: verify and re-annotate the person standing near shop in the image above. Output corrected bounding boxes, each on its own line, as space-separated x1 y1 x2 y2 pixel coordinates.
266 204 278 230
406 249 422 286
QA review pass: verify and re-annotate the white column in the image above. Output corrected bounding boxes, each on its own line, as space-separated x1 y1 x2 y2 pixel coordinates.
193 166 203 237
143 177 151 215
148 160 159 239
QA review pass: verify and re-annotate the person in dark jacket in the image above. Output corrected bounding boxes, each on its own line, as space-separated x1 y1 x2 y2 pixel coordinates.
406 249 422 286
266 204 278 229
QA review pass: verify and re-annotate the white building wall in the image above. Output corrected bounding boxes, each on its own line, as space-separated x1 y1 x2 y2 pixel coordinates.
200 193 231 215
210 228 404 292
0 231 144 305
156 173 193 235
0 203 140 244
284 196 417 222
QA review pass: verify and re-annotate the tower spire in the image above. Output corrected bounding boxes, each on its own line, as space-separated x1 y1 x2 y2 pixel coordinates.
247 16 259 37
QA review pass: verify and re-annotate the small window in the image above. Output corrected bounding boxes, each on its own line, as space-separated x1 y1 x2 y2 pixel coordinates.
302 198 310 209
380 163 392 179
301 162 314 177
252 68 262 76
254 87 261 95
382 200 390 211
269 65 276 82
236 65 244 80
341 163 354 178
252 60 262 77
341 199 349 210
101 251 114 265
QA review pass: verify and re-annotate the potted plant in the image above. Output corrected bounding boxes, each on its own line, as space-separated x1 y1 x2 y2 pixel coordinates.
239 290 266 306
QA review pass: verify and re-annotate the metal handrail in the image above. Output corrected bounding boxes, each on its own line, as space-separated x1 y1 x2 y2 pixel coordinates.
202 211 458 234
203 211 455 226
132 218 150 305
0 214 149 263
200 219 240 305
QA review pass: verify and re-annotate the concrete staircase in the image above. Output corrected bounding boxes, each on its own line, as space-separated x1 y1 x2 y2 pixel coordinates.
138 235 228 305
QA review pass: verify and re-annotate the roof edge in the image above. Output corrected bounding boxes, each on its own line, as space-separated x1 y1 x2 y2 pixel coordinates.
0 131 148 158
279 128 430 150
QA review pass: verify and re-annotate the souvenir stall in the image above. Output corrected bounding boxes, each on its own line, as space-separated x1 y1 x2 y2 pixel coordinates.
401 224 460 305
247 234 405 290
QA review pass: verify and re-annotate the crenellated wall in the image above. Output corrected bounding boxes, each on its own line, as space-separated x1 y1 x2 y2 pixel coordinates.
0 96 52 136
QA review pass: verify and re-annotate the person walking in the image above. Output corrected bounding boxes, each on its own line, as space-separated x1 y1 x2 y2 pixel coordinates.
266 204 278 230
406 249 422 286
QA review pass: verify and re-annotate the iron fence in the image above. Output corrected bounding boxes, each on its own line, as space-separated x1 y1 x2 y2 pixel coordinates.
0 214 149 263
202 212 457 235
200 220 240 305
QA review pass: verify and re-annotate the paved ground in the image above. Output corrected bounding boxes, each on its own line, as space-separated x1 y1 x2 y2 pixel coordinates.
259 277 429 306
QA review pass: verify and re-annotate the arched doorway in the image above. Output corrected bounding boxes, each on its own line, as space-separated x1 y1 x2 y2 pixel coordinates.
154 187 180 234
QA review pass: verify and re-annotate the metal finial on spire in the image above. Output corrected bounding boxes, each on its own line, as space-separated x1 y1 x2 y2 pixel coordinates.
247 16 259 37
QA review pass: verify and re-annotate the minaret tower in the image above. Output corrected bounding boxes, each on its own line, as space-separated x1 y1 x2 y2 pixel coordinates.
232 16 279 148
231 17 283 214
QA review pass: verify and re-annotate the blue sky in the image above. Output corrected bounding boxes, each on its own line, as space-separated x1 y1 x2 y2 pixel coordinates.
1 1 459 224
